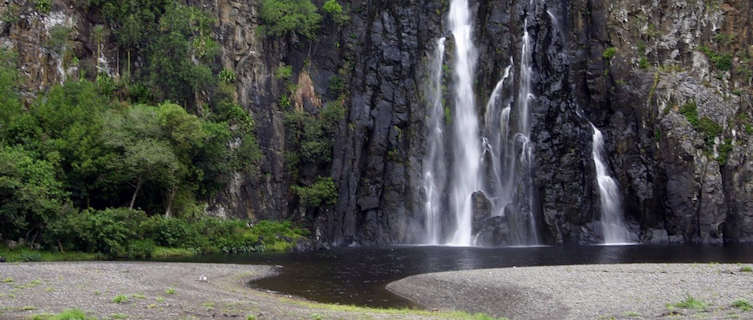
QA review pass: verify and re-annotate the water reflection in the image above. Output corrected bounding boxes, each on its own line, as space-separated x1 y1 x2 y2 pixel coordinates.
164 245 753 308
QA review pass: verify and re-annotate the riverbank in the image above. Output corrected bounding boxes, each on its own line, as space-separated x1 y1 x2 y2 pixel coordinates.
387 263 753 320
0 262 500 320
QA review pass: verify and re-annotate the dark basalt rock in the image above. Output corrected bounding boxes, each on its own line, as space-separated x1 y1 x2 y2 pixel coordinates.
471 191 493 235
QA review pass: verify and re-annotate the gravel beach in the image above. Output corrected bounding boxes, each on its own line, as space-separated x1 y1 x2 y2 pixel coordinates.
0 262 443 320
387 263 753 320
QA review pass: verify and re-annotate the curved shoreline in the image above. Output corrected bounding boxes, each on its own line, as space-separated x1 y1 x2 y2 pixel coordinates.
0 262 457 320
387 263 753 320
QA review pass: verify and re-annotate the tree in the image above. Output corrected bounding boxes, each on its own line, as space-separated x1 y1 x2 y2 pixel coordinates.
0 145 67 242
322 0 348 25
103 105 180 212
259 0 321 39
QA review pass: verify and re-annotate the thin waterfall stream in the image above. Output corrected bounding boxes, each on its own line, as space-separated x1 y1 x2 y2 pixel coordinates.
422 37 447 245
590 123 631 244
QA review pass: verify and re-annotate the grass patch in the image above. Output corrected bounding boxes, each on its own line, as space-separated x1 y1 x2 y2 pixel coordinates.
22 306 38 311
292 299 508 319
246 315 256 320
152 246 197 258
673 295 708 310
110 314 129 319
740 266 753 272
165 288 175 295
131 293 145 299
112 295 129 304
2 277 13 283
0 246 101 262
733 299 752 311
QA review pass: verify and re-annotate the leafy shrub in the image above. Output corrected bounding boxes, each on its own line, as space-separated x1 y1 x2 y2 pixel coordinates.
259 0 321 39
322 0 348 25
602 47 617 60
679 101 699 127
218 69 237 83
35 0 52 14
48 208 147 257
639 56 649 69
697 116 722 146
699 46 733 71
292 177 338 208
127 239 155 259
275 65 293 80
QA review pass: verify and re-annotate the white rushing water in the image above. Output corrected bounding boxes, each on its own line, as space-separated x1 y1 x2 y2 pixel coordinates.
590 124 630 244
447 0 481 246
422 38 447 245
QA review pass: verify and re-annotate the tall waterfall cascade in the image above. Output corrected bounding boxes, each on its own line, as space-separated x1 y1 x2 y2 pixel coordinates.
421 38 447 245
420 0 542 246
446 0 481 246
590 124 631 244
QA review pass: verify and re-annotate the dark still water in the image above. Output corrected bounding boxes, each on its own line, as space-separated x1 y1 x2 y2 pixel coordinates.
171 245 753 308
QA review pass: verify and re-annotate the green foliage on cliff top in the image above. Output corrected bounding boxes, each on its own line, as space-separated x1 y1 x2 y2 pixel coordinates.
322 0 349 25
259 0 321 39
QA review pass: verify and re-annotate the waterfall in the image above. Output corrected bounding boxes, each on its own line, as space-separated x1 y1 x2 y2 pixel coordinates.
486 10 539 245
422 38 447 245
420 0 543 246
447 0 481 246
482 63 512 216
590 124 630 244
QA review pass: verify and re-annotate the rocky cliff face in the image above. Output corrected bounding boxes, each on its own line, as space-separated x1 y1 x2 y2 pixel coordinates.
2 0 751 246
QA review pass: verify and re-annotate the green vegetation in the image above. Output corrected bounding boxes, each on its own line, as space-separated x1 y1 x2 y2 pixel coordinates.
259 0 322 39
246 315 256 320
110 314 129 320
0 246 101 262
679 101 699 126
700 46 733 71
639 56 649 69
165 288 176 295
0 26 304 257
673 295 708 310
293 299 509 319
32 309 96 320
292 177 338 208
678 100 724 155
740 266 753 272
275 65 294 80
733 299 752 311
35 0 52 14
219 69 237 83
112 294 129 304
322 0 349 25
602 47 617 60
